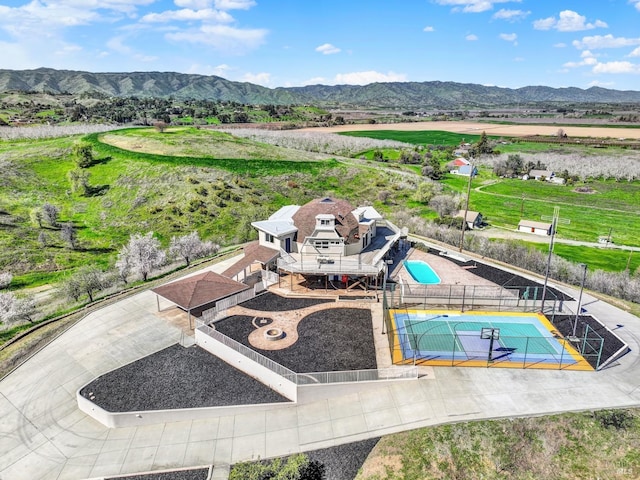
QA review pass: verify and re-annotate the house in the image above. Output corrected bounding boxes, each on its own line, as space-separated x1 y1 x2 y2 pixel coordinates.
529 169 555 181
451 157 470 167
251 197 402 288
449 165 478 176
456 210 483 229
517 220 554 236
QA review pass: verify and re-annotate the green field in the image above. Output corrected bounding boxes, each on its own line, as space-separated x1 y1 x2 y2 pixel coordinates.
466 179 640 247
339 129 484 146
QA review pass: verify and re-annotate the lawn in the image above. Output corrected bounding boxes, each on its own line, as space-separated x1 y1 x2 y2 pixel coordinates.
519 242 640 273
468 179 640 246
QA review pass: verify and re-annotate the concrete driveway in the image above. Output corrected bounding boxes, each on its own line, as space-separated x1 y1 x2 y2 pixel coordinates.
2 255 640 480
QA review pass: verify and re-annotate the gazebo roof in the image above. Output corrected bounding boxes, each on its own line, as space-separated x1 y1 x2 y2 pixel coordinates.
152 271 249 310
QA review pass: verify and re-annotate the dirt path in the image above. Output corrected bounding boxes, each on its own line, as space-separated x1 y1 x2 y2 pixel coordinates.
301 121 640 139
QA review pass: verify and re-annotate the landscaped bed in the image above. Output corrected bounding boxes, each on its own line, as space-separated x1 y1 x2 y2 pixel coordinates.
215 306 377 372
238 291 334 311
79 344 290 412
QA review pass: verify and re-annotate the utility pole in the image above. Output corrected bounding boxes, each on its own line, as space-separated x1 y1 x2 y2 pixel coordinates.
540 207 559 313
458 163 474 252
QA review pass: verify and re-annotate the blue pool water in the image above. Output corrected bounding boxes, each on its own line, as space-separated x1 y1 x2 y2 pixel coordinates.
405 260 441 284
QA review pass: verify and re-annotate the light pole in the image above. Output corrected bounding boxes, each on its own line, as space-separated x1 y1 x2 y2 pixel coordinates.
572 263 588 338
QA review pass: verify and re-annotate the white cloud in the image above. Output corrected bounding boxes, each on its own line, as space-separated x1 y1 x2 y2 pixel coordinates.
631 0 640 12
573 34 640 50
315 43 341 55
554 42 567 48
166 24 267 53
499 33 517 44
563 51 598 69
302 76 327 85
175 0 214 8
141 8 233 23
242 72 271 86
465 34 478 41
423 26 435 32
434 0 518 14
334 71 407 85
533 10 608 32
593 61 640 74
106 35 157 62
492 9 530 21
213 0 256 10
629 46 640 57
587 80 615 87
186 63 234 76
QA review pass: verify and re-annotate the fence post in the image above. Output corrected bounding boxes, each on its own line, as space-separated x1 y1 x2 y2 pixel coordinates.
523 337 529 368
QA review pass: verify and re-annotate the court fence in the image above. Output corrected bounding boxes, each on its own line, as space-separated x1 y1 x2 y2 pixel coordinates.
381 301 606 370
387 280 560 315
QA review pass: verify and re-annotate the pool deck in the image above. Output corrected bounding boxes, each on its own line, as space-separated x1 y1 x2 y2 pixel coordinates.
2 252 640 479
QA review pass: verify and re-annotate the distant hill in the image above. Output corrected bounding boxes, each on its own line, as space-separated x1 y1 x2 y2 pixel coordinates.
2 68 640 108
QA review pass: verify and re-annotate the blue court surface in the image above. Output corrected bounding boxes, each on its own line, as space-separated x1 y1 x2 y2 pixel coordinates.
390 310 591 370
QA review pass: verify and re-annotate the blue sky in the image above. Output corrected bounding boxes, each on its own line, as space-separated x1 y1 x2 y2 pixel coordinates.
0 0 639 90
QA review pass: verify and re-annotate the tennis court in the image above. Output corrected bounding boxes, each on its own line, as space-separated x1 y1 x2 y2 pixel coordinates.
390 310 592 370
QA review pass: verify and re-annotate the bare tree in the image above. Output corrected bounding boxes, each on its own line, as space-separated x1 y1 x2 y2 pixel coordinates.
117 232 166 282
169 231 219 266
75 266 107 302
429 194 460 218
0 272 12 289
42 203 60 227
0 292 36 325
58 276 83 302
60 222 78 249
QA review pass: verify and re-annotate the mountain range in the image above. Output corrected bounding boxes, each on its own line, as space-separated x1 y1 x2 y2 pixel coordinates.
2 68 640 108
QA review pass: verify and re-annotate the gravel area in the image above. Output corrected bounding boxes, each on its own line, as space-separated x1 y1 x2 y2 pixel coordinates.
306 437 380 480
239 292 333 311
215 308 377 372
80 344 289 412
553 314 627 369
107 468 209 480
426 246 573 301
230 438 380 480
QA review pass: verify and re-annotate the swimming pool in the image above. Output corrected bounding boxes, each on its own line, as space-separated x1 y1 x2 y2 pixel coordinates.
404 260 441 284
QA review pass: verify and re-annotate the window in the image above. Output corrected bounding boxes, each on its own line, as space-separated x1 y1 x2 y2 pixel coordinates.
315 240 329 249
266 233 274 243
320 219 331 226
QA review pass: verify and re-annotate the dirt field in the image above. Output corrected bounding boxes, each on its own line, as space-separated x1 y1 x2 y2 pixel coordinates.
301 121 640 139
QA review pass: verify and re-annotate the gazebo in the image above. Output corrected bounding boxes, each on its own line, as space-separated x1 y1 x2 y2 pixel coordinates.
152 271 249 328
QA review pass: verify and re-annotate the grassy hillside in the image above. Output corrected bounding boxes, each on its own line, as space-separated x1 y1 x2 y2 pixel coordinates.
0 127 407 289
357 409 640 480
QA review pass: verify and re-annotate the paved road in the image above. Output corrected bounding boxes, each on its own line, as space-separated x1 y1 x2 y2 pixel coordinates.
1 254 640 479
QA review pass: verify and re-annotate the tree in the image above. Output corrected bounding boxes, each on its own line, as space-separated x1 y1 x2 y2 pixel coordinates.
117 232 166 282
169 231 219 266
413 180 442 203
75 266 107 302
58 276 83 302
0 292 36 325
72 141 94 168
154 121 168 133
68 168 91 195
42 202 60 227
31 208 43 228
60 222 78 249
470 131 494 157
429 194 460 218
0 272 12 289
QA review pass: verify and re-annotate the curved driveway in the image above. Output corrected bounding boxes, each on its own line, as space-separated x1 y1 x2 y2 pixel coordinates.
1 255 640 479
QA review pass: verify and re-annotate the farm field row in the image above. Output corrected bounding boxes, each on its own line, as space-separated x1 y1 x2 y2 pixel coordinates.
307 120 640 139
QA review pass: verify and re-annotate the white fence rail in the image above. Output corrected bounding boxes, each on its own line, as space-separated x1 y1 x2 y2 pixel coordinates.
196 323 418 386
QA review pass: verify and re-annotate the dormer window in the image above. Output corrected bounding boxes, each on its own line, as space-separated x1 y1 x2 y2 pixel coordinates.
316 214 335 229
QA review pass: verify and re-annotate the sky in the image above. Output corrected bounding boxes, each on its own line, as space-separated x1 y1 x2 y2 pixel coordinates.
0 0 639 91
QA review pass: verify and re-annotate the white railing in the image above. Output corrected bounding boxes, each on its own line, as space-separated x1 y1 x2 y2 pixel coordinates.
201 287 263 323
196 323 418 385
262 269 279 286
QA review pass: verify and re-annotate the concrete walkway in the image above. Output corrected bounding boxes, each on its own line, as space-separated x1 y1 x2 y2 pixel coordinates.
2 255 640 480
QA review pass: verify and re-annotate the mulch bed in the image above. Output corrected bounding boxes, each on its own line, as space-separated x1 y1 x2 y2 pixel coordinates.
215 308 377 372
79 344 290 412
552 314 629 369
107 468 209 480
423 246 573 301
239 292 333 311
